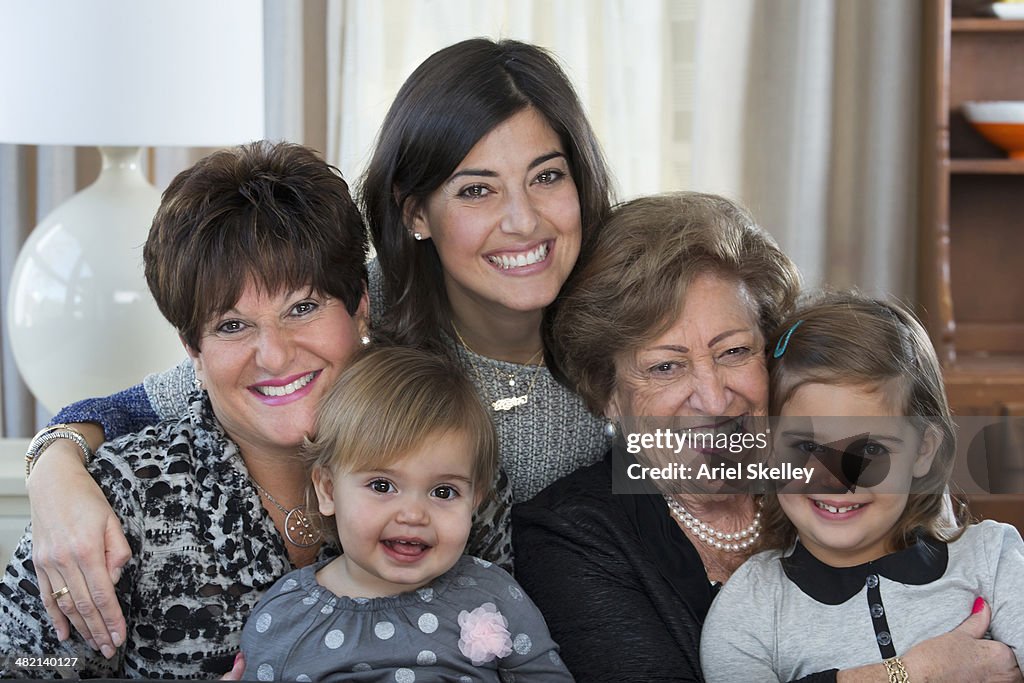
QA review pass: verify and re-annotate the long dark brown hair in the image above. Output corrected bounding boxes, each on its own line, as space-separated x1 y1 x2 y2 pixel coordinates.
360 38 612 354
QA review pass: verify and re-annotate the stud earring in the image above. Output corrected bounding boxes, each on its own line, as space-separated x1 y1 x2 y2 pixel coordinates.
193 377 204 391
412 232 424 241
360 335 371 346
603 421 617 438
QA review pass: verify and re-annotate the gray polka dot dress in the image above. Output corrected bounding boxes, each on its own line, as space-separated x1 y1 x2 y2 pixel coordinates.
240 555 573 681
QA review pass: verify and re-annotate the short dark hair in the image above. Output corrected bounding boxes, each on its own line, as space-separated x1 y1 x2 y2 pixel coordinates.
361 38 612 352
550 192 802 414
144 141 368 349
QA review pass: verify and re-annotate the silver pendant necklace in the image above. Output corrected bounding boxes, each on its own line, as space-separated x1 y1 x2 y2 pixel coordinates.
663 494 761 552
451 323 545 412
252 480 322 548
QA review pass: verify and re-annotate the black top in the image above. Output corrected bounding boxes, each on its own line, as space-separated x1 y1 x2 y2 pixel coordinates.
512 451 839 683
783 533 949 605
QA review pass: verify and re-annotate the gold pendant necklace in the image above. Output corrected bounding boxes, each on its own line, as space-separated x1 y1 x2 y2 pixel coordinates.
451 323 545 412
252 480 322 548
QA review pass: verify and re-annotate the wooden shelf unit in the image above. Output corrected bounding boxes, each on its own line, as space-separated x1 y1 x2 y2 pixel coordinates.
921 0 1024 532
919 0 1024 372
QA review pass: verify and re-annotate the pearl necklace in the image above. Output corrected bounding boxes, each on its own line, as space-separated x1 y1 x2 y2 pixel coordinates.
252 480 322 548
663 495 761 552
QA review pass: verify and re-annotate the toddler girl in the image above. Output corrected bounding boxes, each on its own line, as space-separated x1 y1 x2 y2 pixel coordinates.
241 346 572 681
700 292 1024 681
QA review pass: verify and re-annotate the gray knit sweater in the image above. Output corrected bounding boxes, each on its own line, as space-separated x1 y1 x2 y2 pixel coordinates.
366 258 609 502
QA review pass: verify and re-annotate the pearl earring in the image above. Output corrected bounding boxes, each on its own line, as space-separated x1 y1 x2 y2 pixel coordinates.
604 421 617 438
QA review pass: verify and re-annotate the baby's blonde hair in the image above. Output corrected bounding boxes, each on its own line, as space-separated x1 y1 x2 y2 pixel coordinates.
301 345 497 542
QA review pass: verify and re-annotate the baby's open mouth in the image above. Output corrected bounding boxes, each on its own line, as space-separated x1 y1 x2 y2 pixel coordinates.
382 539 431 556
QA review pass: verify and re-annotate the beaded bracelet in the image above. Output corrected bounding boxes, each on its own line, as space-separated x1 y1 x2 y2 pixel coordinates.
883 656 910 683
24 424 95 482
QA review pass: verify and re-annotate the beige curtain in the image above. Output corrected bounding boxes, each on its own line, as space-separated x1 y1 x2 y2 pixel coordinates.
692 0 921 300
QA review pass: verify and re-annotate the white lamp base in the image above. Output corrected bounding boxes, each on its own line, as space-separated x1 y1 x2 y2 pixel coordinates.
7 147 184 412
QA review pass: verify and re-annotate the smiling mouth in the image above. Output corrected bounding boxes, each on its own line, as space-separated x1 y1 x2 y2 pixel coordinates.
814 500 865 514
486 242 550 270
382 539 431 557
252 371 317 397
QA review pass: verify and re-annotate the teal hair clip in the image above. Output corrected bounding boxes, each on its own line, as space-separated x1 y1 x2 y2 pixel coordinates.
772 320 804 359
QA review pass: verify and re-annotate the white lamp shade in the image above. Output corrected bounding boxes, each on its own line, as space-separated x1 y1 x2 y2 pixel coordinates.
3 0 265 411
0 0 264 146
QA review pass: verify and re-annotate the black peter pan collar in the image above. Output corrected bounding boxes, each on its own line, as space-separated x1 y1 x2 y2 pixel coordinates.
781 534 949 605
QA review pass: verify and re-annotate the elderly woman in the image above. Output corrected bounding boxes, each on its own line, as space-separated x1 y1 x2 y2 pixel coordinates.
512 192 1021 683
0 141 368 677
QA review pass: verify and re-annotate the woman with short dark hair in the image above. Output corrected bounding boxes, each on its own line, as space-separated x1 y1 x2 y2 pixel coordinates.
1 141 369 677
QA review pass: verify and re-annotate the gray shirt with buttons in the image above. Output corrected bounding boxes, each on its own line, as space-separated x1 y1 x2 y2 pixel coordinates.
700 520 1024 681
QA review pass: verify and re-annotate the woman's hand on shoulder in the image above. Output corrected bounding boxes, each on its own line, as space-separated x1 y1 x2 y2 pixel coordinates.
28 430 130 659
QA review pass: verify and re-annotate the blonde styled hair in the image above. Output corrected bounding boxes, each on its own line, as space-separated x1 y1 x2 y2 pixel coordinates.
760 290 965 553
302 345 498 542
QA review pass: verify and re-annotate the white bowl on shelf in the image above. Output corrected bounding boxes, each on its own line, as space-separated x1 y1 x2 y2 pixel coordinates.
962 101 1024 159
992 2 1024 19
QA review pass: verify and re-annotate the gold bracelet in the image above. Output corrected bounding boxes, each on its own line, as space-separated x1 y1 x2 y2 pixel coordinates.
883 656 910 683
24 424 95 482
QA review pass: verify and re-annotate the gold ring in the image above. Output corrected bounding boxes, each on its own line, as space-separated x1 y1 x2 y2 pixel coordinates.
51 586 70 600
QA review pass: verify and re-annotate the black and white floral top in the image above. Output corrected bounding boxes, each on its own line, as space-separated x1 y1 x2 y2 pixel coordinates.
0 393 335 679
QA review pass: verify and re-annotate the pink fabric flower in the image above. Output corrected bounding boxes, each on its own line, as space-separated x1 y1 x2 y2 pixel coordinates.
457 602 513 665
